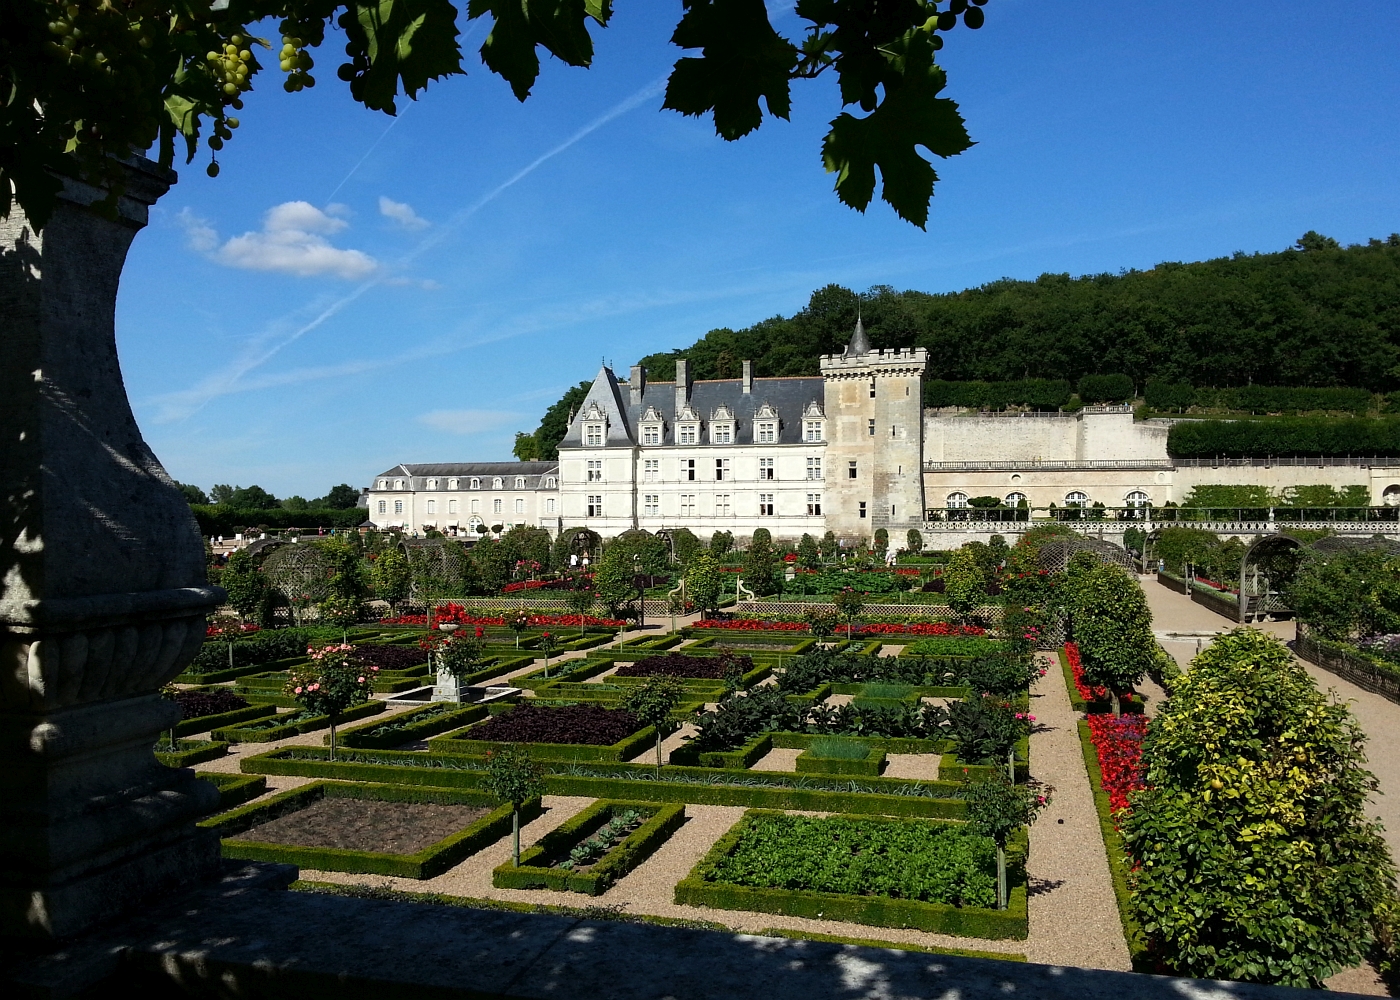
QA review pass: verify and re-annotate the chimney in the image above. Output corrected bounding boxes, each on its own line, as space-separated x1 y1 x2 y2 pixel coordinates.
629 364 646 406
742 360 753 394
675 358 691 413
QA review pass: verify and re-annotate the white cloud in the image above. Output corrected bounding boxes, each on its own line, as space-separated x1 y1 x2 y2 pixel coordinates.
183 201 378 280
418 409 520 435
379 196 430 230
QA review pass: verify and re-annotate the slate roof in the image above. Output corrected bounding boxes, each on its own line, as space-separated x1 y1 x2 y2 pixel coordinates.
372 462 559 490
558 367 825 449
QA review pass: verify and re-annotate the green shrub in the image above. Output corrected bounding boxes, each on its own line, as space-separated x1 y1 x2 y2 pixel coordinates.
806 737 871 760
1167 416 1400 458
1123 629 1396 987
1077 373 1135 403
903 637 1005 657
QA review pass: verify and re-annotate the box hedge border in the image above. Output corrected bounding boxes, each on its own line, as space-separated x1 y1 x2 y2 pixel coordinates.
332 703 488 749
1075 718 1150 970
155 739 229 767
174 702 277 737
428 717 658 762
754 926 1027 962
211 699 384 743
795 747 886 776
669 733 773 769
239 747 967 818
492 799 686 895
674 810 1028 939
197 771 267 812
203 780 541 878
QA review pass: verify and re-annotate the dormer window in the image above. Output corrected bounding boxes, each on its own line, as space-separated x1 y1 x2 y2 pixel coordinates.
678 423 698 445
515 477 526 488
379 479 388 489
448 478 458 489
585 423 604 446
757 422 776 443
804 420 823 442
394 479 405 489
712 423 733 444
546 477 557 488
642 424 661 446
470 477 480 489
492 477 504 489
427 478 438 490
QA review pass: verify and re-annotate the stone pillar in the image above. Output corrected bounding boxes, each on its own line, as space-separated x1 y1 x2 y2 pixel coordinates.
0 157 223 942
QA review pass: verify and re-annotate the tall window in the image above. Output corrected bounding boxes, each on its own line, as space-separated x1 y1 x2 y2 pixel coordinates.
759 457 774 480
448 499 458 514
712 423 732 444
805 457 822 480
643 459 659 482
1125 491 1150 508
679 494 696 517
643 425 660 445
470 499 480 513
867 419 875 436
858 501 867 519
804 420 823 442
806 493 822 516
757 422 775 443
585 423 603 446
715 458 730 481
470 477 480 489
587 495 603 517
587 460 603 482
515 477 526 488
682 459 695 481
644 494 660 516
715 494 731 517
848 460 858 479
1005 491 1027 507
493 498 503 514
514 498 525 513
492 477 503 489
426 500 436 514
427 478 438 490
546 498 557 514
759 493 774 516
394 500 403 514
679 424 698 444
869 377 876 398
377 500 386 514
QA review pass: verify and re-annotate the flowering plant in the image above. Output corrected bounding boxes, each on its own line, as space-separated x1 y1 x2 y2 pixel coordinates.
1085 712 1148 816
1065 641 1136 710
285 643 376 759
378 604 625 628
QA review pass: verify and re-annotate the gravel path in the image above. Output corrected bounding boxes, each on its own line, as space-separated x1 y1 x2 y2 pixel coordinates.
1024 652 1132 971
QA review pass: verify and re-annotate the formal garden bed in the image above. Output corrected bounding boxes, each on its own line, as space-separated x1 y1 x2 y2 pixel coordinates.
155 738 228 767
197 771 268 812
210 699 383 743
428 703 657 762
793 738 887 776
675 811 1027 939
335 702 488 749
167 688 276 736
492 799 686 895
205 779 539 878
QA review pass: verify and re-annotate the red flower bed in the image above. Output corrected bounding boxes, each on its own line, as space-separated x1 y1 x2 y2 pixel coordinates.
894 568 922 576
469 703 641 745
379 603 626 628
1065 641 1136 707
692 619 809 632
857 622 987 637
206 623 260 637
1085 712 1149 815
502 580 547 593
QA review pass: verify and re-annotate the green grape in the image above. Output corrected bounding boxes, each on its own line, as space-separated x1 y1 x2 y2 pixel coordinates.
208 136 223 150
280 58 291 71
239 49 251 61
936 10 956 30
231 34 244 46
963 6 984 28
206 161 220 177
226 116 240 128
223 82 236 95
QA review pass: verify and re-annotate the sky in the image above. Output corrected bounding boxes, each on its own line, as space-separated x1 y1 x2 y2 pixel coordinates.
115 0 1400 501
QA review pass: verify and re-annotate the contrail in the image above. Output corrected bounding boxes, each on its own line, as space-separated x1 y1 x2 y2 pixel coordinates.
324 109 408 206
157 73 667 420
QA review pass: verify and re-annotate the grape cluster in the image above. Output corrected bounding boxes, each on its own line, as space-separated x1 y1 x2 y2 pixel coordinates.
926 0 989 39
204 34 256 98
279 33 316 92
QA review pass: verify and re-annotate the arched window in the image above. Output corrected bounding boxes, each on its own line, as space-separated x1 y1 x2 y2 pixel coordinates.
427 478 438 490
448 478 458 489
394 479 404 489
470 477 480 489
1124 490 1150 508
546 477 557 488
1384 485 1400 507
378 479 388 489
1065 491 1089 508
1005 491 1027 507
515 477 526 488
492 477 503 489
946 491 969 509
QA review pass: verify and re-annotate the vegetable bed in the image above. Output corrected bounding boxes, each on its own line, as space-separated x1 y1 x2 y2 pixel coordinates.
466 703 641 746
613 651 752 680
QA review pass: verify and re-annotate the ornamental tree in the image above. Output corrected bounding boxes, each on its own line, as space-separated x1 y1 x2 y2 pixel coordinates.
685 551 723 617
1069 561 1155 715
796 533 821 571
284 642 376 760
743 528 779 597
1123 629 1396 988
482 744 545 867
964 773 1051 910
622 675 685 778
942 545 985 615
906 528 924 554
831 586 864 639
369 547 410 613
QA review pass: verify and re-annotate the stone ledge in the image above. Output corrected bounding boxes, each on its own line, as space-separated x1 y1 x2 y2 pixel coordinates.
5 865 1369 1000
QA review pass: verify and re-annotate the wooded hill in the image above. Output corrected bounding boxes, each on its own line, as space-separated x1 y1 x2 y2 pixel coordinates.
514 233 1400 460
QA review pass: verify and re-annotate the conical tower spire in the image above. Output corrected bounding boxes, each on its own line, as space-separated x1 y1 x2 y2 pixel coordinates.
845 310 870 357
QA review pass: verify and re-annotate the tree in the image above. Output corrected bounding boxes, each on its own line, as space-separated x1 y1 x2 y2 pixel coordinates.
668 527 701 566
369 547 410 612
511 431 541 461
317 536 367 601
285 643 375 760
796 533 821 571
221 548 267 621
1287 545 1400 640
280 495 308 511
964 774 1051 911
1123 629 1396 987
471 536 512 593
832 586 864 640
177 482 209 505
743 528 779 597
942 546 985 615
482 744 545 868
592 559 637 619
906 528 923 553
622 676 685 778
685 552 723 617
710 530 734 557
6 3 992 233
315 484 361 509
1069 562 1155 715
873 528 888 554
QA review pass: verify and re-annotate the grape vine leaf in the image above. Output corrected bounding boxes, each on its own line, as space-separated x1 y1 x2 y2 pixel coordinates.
343 0 466 114
820 30 971 229
468 0 612 102
663 0 798 140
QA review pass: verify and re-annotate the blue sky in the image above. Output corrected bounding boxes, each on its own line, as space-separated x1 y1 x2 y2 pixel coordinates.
116 1 1400 501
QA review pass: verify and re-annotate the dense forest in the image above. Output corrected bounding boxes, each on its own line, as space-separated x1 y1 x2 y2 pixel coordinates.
513 233 1400 460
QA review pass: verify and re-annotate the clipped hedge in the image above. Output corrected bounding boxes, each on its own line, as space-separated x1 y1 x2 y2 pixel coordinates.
204 780 539 878
173 702 276 737
211 699 384 743
155 739 229 767
1145 380 1373 416
197 771 268 812
428 718 658 763
492 800 685 895
1167 415 1400 458
334 703 488 749
675 811 1028 939
669 734 773 769
795 746 886 777
769 731 947 756
239 747 967 818
924 378 1073 412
